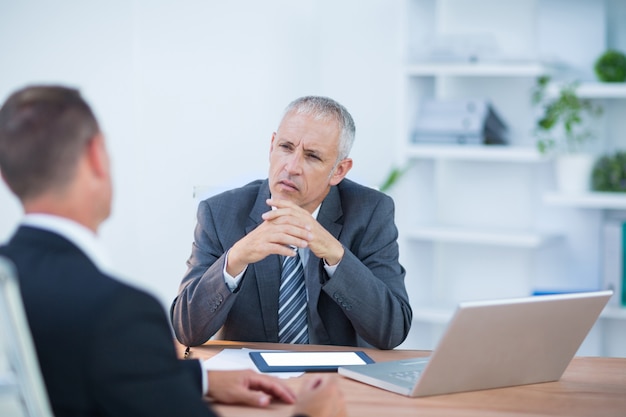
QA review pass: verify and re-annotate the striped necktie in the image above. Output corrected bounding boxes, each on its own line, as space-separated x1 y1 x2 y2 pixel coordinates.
278 250 309 344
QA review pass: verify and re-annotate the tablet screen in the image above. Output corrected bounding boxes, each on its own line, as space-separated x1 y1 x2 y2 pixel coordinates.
249 351 375 372
260 351 369 367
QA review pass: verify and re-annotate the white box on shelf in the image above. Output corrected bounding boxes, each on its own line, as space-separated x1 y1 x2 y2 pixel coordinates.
412 98 508 145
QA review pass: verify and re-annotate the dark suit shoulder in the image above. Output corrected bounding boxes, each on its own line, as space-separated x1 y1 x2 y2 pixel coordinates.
0 226 159 339
0 228 215 416
336 178 394 210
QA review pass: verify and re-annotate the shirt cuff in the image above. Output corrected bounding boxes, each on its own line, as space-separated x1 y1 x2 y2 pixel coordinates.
323 258 339 277
200 360 211 395
223 250 247 291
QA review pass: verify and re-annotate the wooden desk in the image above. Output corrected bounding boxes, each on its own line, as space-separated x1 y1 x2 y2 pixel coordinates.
178 341 626 417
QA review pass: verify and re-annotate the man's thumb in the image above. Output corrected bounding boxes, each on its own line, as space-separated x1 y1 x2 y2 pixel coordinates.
241 390 271 407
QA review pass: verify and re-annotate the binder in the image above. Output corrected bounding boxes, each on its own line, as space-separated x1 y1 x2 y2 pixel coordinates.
412 98 508 145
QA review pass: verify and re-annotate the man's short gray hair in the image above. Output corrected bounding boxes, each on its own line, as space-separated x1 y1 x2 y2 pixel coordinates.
282 96 355 162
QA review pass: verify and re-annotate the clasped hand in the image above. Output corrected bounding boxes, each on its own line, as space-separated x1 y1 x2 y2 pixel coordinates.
226 199 344 276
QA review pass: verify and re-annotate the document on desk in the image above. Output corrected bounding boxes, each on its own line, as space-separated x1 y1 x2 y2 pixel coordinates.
202 348 303 379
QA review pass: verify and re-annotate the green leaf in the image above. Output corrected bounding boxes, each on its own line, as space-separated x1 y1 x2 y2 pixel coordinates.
379 163 412 193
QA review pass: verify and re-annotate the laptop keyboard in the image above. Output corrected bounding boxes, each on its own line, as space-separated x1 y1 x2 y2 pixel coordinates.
390 369 422 383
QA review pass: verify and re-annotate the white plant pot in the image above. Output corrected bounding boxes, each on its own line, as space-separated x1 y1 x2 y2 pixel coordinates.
554 154 595 194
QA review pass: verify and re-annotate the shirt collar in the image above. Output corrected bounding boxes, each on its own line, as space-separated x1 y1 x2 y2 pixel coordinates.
311 205 320 219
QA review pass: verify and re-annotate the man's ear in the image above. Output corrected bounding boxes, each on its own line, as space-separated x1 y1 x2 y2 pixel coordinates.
329 158 353 186
0 169 13 196
85 133 109 179
269 132 277 159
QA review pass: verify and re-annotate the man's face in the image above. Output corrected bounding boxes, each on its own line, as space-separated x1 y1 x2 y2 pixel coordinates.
268 111 352 213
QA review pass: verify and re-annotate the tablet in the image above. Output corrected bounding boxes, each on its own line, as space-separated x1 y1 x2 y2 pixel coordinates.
249 351 375 373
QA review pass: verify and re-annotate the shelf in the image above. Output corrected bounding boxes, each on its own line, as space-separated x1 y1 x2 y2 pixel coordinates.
547 82 626 99
412 308 454 325
406 144 549 163
601 306 626 320
543 192 626 210
406 65 626 97
413 305 626 325
406 62 545 77
406 226 560 248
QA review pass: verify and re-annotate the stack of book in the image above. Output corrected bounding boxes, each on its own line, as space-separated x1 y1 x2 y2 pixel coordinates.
412 98 508 145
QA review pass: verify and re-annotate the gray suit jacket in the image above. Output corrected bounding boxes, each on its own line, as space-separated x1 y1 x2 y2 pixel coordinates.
170 178 412 349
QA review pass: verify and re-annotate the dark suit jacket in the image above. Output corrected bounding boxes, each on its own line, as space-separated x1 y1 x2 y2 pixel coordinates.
0 226 216 417
171 178 412 349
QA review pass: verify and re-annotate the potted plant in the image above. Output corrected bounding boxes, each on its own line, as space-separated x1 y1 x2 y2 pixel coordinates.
592 151 626 192
531 75 603 193
594 50 626 83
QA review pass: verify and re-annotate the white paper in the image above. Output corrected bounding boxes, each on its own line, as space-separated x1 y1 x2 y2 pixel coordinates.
202 348 303 379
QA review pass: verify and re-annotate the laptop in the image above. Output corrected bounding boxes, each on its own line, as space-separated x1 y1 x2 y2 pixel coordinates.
338 290 612 397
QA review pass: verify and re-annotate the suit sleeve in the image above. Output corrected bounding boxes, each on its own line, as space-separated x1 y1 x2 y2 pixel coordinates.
171 200 240 346
321 194 412 349
91 287 217 417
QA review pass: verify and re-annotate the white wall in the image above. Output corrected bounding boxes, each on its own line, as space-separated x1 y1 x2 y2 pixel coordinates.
0 0 401 307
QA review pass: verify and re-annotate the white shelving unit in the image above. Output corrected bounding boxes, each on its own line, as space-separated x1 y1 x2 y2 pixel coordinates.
543 76 626 355
396 0 626 357
543 190 626 357
396 143 561 349
602 306 626 320
406 62 546 77
544 192 626 210
547 82 626 99
406 226 560 248
405 144 549 162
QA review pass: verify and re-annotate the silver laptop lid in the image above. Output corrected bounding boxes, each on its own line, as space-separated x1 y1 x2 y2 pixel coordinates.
412 290 612 397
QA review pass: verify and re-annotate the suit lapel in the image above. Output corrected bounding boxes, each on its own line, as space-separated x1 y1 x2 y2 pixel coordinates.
252 256 281 341
246 181 281 341
317 185 343 239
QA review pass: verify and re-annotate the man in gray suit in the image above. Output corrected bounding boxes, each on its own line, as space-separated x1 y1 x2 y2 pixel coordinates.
0 85 345 417
171 96 412 349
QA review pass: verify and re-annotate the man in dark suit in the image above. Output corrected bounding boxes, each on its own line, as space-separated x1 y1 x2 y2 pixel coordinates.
0 85 345 417
171 96 412 349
